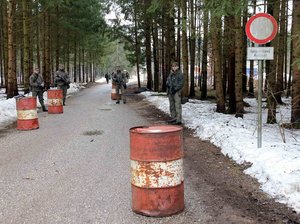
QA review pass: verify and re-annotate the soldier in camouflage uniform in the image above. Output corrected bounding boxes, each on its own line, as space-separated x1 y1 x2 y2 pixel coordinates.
29 67 48 112
112 68 127 104
54 65 70 106
166 62 185 125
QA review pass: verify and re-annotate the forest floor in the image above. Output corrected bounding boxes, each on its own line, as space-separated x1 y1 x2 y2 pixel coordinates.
127 85 300 224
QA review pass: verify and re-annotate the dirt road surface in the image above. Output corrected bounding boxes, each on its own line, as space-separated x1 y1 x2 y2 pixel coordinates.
0 83 299 224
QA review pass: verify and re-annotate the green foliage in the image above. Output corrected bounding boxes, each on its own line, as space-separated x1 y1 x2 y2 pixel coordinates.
293 58 300 70
99 40 132 73
48 0 117 63
206 0 247 17
292 31 300 69
147 0 164 14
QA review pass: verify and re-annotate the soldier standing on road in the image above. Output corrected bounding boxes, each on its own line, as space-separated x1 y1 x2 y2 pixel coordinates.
54 65 70 106
166 62 184 125
112 68 127 104
29 67 48 112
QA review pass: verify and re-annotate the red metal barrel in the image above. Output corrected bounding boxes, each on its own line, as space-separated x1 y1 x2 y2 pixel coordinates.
16 97 39 130
130 125 184 217
47 89 63 114
111 83 119 100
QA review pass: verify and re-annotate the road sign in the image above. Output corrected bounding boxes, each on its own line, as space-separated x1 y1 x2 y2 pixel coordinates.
247 47 274 60
245 13 278 44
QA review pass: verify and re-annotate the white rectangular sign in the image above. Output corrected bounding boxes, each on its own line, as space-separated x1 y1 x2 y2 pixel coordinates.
247 47 274 60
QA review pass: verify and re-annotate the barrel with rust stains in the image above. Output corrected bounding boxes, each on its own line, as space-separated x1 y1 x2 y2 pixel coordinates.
47 89 63 114
130 125 184 217
111 83 119 100
16 97 39 130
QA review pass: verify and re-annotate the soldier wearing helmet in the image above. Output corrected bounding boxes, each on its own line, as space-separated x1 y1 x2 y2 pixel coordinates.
54 65 70 106
112 67 127 104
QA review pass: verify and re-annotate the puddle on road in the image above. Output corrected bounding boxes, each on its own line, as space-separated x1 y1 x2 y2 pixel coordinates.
98 108 112 111
82 130 104 136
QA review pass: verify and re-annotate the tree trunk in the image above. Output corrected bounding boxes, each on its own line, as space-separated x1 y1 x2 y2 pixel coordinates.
169 2 176 63
200 3 208 100
152 20 159 91
291 0 300 124
36 7 41 70
0 1 6 87
225 15 236 114
78 46 81 82
55 5 60 71
0 3 2 86
266 0 278 124
161 12 166 91
7 0 18 98
275 0 287 104
82 48 85 82
181 0 189 97
43 11 51 89
134 1 141 88
211 14 226 113
242 3 248 94
22 0 30 94
67 33 70 76
235 3 244 118
164 1 172 90
176 7 181 65
89 51 92 82
2 0 8 90
144 0 152 90
189 0 196 97
74 38 77 83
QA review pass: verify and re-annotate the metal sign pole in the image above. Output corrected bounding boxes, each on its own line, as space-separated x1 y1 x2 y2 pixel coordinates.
257 59 263 148
246 13 277 149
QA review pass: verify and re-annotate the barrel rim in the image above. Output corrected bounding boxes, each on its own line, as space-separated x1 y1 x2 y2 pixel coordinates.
47 89 63 92
16 96 37 101
129 125 182 134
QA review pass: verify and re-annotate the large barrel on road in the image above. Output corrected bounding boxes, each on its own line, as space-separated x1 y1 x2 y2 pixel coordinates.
16 97 39 130
130 125 184 217
111 83 119 100
47 89 63 114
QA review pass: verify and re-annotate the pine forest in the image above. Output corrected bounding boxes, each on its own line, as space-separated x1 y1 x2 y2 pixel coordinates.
0 0 299 126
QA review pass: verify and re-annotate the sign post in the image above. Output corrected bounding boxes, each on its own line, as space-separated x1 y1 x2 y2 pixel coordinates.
246 13 278 148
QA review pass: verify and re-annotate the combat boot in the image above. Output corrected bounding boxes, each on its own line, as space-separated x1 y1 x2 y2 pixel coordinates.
42 106 48 112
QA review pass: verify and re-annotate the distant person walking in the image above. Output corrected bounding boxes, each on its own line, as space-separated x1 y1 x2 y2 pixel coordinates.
112 68 127 104
105 73 110 84
29 67 48 112
54 65 70 106
166 62 184 125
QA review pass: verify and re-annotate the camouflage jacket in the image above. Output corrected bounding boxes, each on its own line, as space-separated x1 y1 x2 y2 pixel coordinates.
54 70 70 86
29 73 44 91
112 71 126 86
166 69 184 95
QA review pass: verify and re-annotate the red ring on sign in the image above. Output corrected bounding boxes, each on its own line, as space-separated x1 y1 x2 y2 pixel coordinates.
245 13 278 44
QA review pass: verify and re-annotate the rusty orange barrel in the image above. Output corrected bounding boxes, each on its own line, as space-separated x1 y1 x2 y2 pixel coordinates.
47 89 63 114
111 83 119 100
16 97 39 130
130 125 184 217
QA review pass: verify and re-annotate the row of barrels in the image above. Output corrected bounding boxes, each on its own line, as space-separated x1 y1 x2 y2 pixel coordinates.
16 89 63 131
18 83 117 131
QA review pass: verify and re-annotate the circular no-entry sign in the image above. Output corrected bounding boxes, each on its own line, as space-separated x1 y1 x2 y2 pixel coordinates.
245 13 278 44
